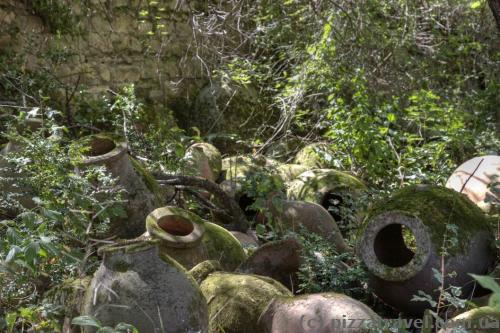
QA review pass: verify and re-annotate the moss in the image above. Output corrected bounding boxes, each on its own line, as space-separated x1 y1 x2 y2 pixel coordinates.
287 169 366 203
222 155 266 180
98 239 160 256
200 272 292 333
189 260 222 284
444 306 500 332
202 222 247 271
294 142 336 168
276 163 310 182
130 156 164 205
44 277 91 317
363 185 493 254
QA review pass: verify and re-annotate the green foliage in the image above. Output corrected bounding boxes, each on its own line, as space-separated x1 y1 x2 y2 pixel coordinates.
297 232 369 301
29 0 76 34
72 315 138 333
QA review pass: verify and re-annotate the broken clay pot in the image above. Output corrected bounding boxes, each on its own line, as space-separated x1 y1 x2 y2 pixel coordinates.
182 142 222 182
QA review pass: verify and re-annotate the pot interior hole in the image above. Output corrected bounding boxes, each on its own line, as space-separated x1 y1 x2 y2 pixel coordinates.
374 223 416 268
157 215 194 236
88 137 116 156
238 194 258 221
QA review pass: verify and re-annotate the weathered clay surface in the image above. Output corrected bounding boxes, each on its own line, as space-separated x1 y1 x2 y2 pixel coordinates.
182 142 222 182
446 155 500 212
230 231 260 248
358 185 495 316
276 163 310 182
199 272 292 333
258 293 381 333
82 240 208 333
238 237 303 291
146 206 246 270
79 134 160 238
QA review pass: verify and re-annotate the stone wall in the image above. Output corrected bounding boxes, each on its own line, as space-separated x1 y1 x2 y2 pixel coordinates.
0 0 207 119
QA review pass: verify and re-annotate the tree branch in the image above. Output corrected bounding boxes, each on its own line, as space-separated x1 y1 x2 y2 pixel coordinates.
155 174 249 232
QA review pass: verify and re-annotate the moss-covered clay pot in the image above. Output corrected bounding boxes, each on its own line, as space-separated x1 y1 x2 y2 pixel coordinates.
446 155 500 213
438 306 500 333
230 231 260 249
293 142 337 168
182 142 222 182
146 206 246 270
287 169 366 237
79 134 162 238
199 272 292 333
258 293 381 333
82 240 208 333
221 155 267 181
276 163 309 183
358 185 495 316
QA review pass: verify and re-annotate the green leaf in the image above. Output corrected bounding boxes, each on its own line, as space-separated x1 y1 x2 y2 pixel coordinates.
5 246 21 263
71 315 102 328
97 327 115 333
488 293 500 309
470 1 483 9
470 274 500 293
115 323 139 333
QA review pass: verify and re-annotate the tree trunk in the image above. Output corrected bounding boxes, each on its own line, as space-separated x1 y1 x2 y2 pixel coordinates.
489 0 500 31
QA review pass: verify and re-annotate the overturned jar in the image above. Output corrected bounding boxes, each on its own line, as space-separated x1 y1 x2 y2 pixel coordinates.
77 134 163 238
181 142 222 182
146 206 246 270
258 292 381 333
358 185 495 316
200 272 292 333
82 239 208 333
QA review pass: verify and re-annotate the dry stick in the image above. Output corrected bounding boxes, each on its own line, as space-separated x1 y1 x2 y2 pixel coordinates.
155 174 249 232
459 158 484 194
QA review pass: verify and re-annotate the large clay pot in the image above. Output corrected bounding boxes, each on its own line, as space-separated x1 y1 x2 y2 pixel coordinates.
293 142 338 169
263 199 351 253
78 134 162 238
82 240 208 333
182 142 222 182
358 185 495 316
258 293 381 333
199 272 292 333
146 206 246 270
446 155 500 213
238 237 303 291
287 169 366 236
221 155 267 181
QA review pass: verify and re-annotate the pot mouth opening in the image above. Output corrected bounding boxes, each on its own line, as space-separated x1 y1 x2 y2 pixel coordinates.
86 137 116 157
157 215 194 236
238 193 258 221
374 223 416 268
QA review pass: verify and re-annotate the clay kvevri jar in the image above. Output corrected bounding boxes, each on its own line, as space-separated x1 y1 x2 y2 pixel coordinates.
287 169 366 236
358 185 495 316
77 134 163 238
438 306 500 333
446 155 500 213
293 142 337 169
258 293 381 333
199 272 292 333
82 240 208 333
145 206 246 270
181 142 222 182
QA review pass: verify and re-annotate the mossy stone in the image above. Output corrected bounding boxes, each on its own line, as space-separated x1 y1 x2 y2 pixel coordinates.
221 155 267 181
200 272 292 333
293 142 337 168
